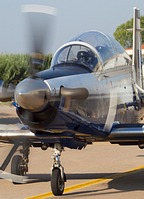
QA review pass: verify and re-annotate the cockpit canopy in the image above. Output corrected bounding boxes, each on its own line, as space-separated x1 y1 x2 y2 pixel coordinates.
51 31 128 71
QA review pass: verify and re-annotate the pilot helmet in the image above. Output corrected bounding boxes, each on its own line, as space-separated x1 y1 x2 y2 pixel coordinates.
77 51 90 61
77 50 98 68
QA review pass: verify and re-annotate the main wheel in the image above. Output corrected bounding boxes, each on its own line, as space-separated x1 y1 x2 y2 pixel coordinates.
11 155 24 176
51 168 65 196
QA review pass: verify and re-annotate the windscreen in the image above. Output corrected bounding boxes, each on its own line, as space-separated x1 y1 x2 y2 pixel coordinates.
73 31 125 62
52 43 99 70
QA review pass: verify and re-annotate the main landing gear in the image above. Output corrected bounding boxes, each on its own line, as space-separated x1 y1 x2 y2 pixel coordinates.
11 143 30 179
0 142 30 183
51 143 66 196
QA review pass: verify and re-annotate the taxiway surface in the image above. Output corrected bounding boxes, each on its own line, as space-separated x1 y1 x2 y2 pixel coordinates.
1 141 144 199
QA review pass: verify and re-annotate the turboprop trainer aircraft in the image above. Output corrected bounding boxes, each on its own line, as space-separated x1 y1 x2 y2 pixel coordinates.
0 5 143 196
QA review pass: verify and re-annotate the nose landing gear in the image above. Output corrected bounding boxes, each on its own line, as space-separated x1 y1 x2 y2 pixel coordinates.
51 143 66 196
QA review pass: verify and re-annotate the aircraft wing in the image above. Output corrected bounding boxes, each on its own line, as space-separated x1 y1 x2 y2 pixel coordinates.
1 109 144 150
0 121 104 149
0 124 35 143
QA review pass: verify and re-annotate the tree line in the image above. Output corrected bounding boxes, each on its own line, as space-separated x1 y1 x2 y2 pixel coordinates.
114 16 144 48
0 54 52 86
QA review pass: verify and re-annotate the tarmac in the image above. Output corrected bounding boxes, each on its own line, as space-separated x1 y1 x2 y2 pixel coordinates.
1 139 144 199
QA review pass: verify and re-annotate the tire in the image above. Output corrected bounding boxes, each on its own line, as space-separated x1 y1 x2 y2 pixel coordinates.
11 155 23 176
51 168 65 196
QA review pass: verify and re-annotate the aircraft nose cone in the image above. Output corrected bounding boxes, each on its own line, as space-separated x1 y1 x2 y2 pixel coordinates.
15 77 51 112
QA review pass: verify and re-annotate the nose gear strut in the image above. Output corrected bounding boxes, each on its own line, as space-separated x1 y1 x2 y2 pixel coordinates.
50 143 66 196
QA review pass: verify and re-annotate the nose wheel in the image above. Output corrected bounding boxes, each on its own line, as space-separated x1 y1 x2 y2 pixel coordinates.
51 143 66 196
51 168 65 195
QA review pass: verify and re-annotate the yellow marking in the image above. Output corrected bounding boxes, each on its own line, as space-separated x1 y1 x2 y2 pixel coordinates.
25 165 144 199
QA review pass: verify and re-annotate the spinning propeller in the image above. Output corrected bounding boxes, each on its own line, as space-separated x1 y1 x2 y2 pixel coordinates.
22 4 57 74
0 4 57 183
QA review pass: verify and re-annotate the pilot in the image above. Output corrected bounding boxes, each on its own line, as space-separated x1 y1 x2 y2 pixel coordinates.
77 50 98 69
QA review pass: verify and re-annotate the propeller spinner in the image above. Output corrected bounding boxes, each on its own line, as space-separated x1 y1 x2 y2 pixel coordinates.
14 77 51 112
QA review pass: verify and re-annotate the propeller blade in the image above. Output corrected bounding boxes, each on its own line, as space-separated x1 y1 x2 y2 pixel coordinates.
22 4 57 54
103 88 118 132
61 87 89 100
60 87 89 111
21 4 57 75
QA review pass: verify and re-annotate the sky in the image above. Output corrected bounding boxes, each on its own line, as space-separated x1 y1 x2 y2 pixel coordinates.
0 0 143 54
